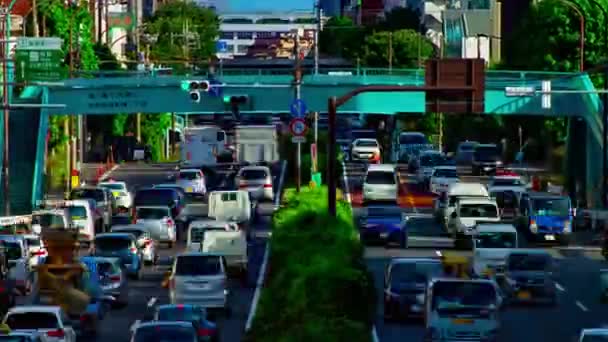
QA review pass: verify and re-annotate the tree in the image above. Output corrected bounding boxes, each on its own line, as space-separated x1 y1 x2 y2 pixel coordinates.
376 7 422 32
93 43 120 70
319 16 367 60
145 1 219 65
360 30 435 68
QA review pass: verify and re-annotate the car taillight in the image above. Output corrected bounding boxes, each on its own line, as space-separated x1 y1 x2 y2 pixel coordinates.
143 240 151 247
47 329 65 338
32 250 46 256
239 181 247 188
130 247 137 254
80 314 90 323
264 183 272 188
165 218 174 226
109 275 121 282
198 328 213 337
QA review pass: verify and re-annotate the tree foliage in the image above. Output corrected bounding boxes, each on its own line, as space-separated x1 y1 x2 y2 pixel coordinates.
145 1 219 63
319 16 367 59
93 43 121 70
141 113 172 161
361 29 434 68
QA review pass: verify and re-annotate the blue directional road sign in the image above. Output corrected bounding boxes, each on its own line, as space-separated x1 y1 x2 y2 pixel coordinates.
289 99 307 118
216 41 228 53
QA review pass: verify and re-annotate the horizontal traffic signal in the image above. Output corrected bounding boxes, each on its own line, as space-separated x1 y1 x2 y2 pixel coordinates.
223 95 248 104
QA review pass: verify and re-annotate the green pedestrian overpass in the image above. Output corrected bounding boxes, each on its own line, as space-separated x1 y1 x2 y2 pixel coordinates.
0 67 602 213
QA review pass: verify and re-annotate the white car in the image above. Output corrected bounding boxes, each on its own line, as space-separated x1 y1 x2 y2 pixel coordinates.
487 175 528 194
472 223 518 278
446 198 501 247
363 164 398 203
31 208 72 234
350 138 381 163
578 328 608 342
429 166 459 194
111 225 158 265
235 166 274 201
3 305 77 342
0 235 32 294
176 168 206 194
23 234 47 269
98 180 132 209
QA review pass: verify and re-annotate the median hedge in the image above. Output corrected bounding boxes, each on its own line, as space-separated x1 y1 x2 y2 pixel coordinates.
244 186 376 342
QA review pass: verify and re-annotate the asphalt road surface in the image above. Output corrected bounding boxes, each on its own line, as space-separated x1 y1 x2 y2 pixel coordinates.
342 162 608 342
44 162 280 341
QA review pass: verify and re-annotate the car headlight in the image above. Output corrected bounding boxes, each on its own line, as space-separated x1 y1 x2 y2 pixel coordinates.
563 221 571 233
530 222 538 233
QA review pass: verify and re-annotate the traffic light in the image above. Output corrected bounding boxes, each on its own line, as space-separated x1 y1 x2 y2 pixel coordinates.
223 95 249 105
181 80 211 103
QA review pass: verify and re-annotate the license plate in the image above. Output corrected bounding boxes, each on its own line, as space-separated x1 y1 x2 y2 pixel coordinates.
544 235 555 241
186 187 193 192
452 318 474 325
517 291 531 300
188 282 209 290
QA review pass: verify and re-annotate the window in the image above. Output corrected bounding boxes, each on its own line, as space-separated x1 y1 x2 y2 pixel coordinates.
2 242 22 260
117 229 145 239
491 178 524 187
390 262 442 283
236 32 253 39
95 237 131 251
507 254 550 271
240 169 268 179
531 198 570 216
367 207 401 218
474 232 516 249
365 171 395 185
420 154 444 166
459 204 498 218
26 238 40 247
175 255 221 276
68 206 88 220
256 32 273 39
433 169 458 178
179 172 199 180
70 189 105 202
133 325 197 342
236 45 248 53
473 146 500 162
134 190 177 206
157 306 205 322
355 140 378 147
32 214 64 228
137 208 170 219
221 193 237 202
5 312 59 329
399 134 427 145
99 183 125 191
431 281 497 311
190 228 205 243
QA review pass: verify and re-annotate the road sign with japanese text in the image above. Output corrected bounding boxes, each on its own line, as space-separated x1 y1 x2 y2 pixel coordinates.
15 49 66 82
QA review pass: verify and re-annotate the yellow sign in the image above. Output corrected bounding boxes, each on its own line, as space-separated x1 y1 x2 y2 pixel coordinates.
71 175 79 189
517 291 531 300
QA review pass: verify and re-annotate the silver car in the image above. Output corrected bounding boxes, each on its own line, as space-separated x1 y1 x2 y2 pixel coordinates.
175 169 206 195
81 256 129 307
135 206 177 247
235 166 274 201
167 252 231 316
111 225 159 265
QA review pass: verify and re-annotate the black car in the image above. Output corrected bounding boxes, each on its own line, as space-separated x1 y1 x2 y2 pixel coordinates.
133 188 185 219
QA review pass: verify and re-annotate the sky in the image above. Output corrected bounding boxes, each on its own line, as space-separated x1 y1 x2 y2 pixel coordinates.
209 0 316 13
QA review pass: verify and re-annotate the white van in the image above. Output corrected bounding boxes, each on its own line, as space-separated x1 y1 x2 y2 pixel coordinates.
472 224 518 279
208 191 252 224
436 183 489 224
201 230 248 279
447 198 501 248
186 219 237 251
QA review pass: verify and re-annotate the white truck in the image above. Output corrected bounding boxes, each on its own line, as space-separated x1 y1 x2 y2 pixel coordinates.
232 125 278 164
180 126 227 167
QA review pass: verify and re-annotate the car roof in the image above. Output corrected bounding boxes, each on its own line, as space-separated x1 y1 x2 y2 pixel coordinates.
581 329 608 335
157 304 201 311
430 278 495 285
72 186 103 191
111 225 147 232
475 144 497 148
433 166 457 171
179 169 200 173
367 164 395 172
177 251 224 258
189 220 230 228
400 132 425 136
95 233 135 239
458 198 497 205
354 138 378 142
239 166 270 172
389 257 440 266
420 150 442 155
80 256 121 264
526 191 568 199
507 249 551 257
135 205 171 210
475 223 516 233
458 141 478 146
99 181 126 185
8 305 61 314
136 321 195 329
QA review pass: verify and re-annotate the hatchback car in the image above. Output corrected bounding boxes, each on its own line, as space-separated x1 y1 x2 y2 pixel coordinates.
235 166 274 201
22 235 47 269
111 225 158 265
176 169 207 195
363 164 398 204
166 252 231 316
131 321 197 342
92 233 143 280
80 256 128 307
134 206 176 248
133 188 185 220
98 181 132 209
147 304 219 342
3 306 77 342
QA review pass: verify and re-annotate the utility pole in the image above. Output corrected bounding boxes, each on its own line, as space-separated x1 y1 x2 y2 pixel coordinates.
314 1 321 75
1 9 9 215
294 29 302 192
388 32 393 72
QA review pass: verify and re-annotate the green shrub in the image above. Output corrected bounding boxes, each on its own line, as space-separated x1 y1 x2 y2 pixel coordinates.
245 187 376 342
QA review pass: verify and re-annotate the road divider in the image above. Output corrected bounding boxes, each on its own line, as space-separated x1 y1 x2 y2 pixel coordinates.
243 186 376 342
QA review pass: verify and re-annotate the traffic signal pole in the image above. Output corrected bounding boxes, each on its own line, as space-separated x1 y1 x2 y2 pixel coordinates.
294 31 302 193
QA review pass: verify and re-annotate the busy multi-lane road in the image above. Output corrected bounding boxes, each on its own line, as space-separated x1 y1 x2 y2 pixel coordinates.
44 162 280 341
342 162 607 342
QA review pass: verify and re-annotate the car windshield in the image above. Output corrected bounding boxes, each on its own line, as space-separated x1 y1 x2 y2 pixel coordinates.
5 312 59 329
531 198 570 216
133 326 197 342
97 262 114 275
459 204 498 218
112 216 131 225
2 242 21 260
458 143 477 151
32 214 64 228
356 140 378 147
390 262 442 284
175 256 221 276
68 206 87 220
420 154 444 166
70 189 105 202
0 337 30 342
491 178 524 187
431 281 497 315
240 169 268 179
434 169 458 178
116 229 145 239
179 172 199 180
100 183 125 190
365 171 395 185
582 335 608 342
367 207 401 218
95 237 131 251
399 134 427 145
474 232 516 248
352 131 376 140
158 306 204 322
137 208 169 220
25 238 40 247
135 190 177 206
474 146 499 161
507 254 550 271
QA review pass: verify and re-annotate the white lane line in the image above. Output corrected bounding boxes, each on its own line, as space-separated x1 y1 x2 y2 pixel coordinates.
130 319 140 332
273 160 287 208
372 326 380 342
99 164 120 182
555 283 565 292
435 250 443 257
342 161 352 204
147 297 157 307
245 238 271 331
576 301 589 312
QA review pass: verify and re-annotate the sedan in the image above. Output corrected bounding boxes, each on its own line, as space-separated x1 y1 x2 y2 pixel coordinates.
235 166 274 202
146 304 219 342
111 225 159 265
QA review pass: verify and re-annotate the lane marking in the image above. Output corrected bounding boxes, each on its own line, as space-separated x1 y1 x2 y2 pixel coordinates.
147 297 157 307
435 250 443 257
555 283 565 292
273 160 287 208
372 326 380 342
130 319 140 332
342 161 352 204
245 242 270 331
576 301 589 312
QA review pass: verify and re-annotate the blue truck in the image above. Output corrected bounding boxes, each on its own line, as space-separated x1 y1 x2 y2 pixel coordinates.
359 206 408 248
515 192 572 245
